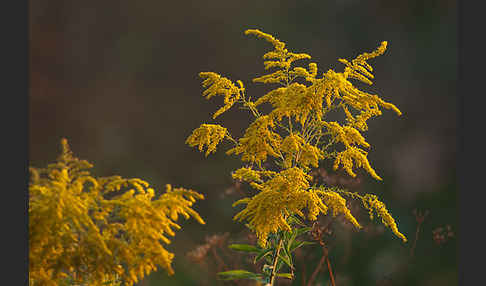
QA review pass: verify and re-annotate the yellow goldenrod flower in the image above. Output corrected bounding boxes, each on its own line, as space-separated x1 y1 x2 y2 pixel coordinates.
29 139 205 286
199 72 245 119
232 167 264 183
362 194 407 242
187 29 407 247
319 190 361 229
333 146 382 180
226 115 282 164
185 124 228 156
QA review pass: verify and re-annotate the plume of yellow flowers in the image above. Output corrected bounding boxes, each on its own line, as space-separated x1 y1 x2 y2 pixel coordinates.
187 29 406 247
29 139 205 286
199 72 245 119
185 124 228 156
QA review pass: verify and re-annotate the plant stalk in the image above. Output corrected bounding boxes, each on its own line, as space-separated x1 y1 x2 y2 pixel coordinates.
268 236 284 286
326 256 336 286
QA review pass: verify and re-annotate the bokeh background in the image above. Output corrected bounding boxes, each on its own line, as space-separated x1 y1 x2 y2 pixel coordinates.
30 0 457 285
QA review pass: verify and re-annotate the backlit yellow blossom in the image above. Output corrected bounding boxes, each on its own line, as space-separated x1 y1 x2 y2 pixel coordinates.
226 115 282 164
319 190 361 229
333 146 382 180
187 29 407 246
298 144 325 169
324 122 370 149
362 194 407 242
232 167 271 183
233 167 321 246
185 124 228 156
245 29 312 83
199 72 245 119
338 41 387 85
280 133 324 168
29 139 205 286
305 189 329 221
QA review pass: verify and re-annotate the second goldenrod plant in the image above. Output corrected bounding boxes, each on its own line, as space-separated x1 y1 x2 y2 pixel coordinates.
29 139 205 286
187 29 407 285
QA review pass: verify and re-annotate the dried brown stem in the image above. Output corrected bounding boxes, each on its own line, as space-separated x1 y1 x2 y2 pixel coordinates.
306 245 337 286
410 209 428 258
410 224 421 258
306 253 326 286
326 256 336 286
307 220 336 286
211 247 243 286
211 247 228 273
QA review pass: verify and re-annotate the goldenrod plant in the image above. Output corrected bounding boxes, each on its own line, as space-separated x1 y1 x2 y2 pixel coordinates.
29 139 205 286
187 29 407 285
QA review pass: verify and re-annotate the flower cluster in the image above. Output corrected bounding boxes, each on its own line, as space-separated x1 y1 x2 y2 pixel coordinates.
186 124 228 156
29 139 205 286
187 29 406 247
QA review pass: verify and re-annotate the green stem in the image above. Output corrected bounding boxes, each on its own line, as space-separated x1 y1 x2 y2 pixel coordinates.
269 236 284 286
225 132 238 146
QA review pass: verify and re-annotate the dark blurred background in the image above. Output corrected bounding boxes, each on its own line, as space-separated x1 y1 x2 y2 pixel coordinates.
30 0 457 285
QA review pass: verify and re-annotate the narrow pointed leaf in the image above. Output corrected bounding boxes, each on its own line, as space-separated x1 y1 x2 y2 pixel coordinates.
278 252 293 270
254 248 274 263
288 215 307 227
290 240 316 252
292 226 312 237
276 273 294 279
228 244 261 253
217 270 263 281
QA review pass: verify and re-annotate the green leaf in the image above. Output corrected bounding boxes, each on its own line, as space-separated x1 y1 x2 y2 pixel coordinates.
285 226 312 254
288 214 307 227
283 230 292 241
286 230 298 254
276 273 294 279
278 251 293 270
294 226 312 236
282 240 294 265
217 270 263 281
290 240 315 252
254 248 274 263
228 244 261 253
275 258 286 273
